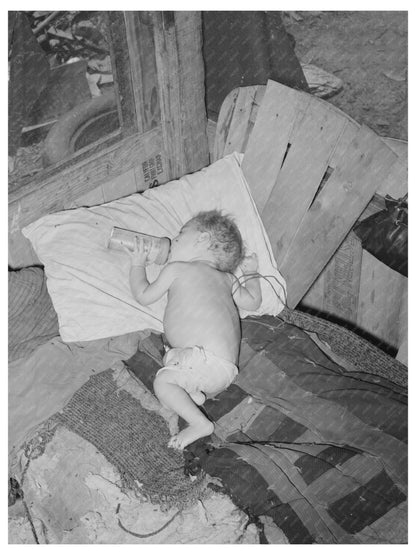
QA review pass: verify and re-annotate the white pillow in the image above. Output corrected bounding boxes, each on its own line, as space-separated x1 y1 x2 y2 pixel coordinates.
23 153 286 342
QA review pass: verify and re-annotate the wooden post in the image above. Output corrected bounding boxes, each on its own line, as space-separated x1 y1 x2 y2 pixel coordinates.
152 11 208 180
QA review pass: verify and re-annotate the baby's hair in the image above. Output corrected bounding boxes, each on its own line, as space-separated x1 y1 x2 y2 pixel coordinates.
186 210 244 273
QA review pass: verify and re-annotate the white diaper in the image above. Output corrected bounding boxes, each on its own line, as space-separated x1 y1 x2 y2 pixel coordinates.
157 346 238 399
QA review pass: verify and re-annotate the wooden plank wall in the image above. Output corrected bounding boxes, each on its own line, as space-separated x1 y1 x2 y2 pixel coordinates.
9 130 166 267
9 11 208 269
210 81 407 353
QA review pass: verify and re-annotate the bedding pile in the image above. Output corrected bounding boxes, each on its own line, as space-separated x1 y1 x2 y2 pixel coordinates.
126 316 407 544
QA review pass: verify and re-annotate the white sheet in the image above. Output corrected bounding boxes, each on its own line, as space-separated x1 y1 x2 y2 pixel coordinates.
23 153 286 342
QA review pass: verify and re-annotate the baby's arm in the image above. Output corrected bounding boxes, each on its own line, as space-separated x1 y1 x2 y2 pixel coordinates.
126 237 177 305
232 253 262 311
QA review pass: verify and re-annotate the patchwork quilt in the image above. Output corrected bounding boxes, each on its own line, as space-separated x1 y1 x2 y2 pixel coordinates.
126 315 407 544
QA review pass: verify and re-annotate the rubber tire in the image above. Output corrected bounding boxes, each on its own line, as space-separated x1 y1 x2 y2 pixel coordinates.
42 92 117 167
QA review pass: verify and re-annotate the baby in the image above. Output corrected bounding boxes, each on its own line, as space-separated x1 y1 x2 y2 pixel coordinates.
125 210 262 450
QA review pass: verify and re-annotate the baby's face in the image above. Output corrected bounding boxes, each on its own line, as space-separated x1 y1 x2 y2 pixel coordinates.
169 223 204 262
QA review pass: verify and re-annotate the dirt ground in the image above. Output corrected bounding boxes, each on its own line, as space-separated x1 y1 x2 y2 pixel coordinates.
284 11 407 140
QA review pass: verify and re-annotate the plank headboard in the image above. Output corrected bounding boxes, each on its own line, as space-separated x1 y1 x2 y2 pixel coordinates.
210 81 407 304
208 80 407 354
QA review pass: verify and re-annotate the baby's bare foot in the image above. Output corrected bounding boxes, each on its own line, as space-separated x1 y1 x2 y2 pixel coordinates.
168 420 214 450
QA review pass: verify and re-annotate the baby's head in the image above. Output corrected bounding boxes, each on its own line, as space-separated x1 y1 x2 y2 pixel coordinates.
185 210 244 272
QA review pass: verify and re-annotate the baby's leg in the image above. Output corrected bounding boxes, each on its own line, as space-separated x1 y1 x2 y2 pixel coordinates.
159 406 179 436
153 369 214 450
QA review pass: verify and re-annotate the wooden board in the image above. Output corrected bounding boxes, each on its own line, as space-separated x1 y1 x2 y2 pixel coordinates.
242 81 311 213
125 12 161 133
261 100 349 268
302 186 407 349
322 232 363 324
280 125 398 308
357 250 407 348
67 168 141 209
212 85 266 162
221 86 262 157
152 12 183 180
8 129 166 268
299 268 326 313
301 120 362 319
375 156 407 199
67 148 167 209
175 12 209 174
212 88 239 162
107 12 139 137
152 12 208 180
220 87 255 157
66 184 106 209
206 119 217 162
210 88 406 199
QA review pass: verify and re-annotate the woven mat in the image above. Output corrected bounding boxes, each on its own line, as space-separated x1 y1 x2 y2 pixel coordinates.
50 368 205 508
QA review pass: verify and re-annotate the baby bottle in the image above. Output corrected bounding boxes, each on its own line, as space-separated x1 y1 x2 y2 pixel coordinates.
108 226 171 265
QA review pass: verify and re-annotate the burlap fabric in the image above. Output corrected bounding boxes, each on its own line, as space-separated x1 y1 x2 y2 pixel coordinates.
23 368 206 509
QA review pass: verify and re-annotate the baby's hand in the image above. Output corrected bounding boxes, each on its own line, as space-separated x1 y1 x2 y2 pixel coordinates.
241 252 259 273
124 236 148 266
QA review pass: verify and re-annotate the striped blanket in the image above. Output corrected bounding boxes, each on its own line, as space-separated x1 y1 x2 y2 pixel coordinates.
8 267 59 362
126 315 407 544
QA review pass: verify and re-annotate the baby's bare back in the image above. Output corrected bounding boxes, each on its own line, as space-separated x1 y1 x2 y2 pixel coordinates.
163 262 241 363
